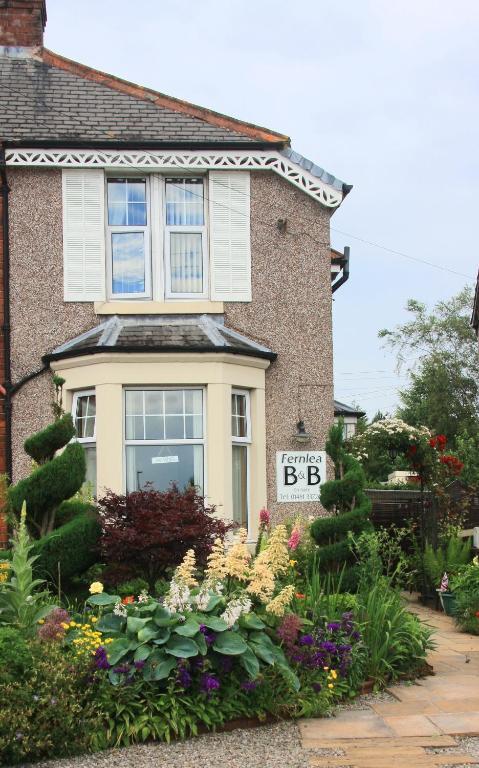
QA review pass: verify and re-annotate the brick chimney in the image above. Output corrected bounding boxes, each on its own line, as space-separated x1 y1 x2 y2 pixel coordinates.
0 0 47 49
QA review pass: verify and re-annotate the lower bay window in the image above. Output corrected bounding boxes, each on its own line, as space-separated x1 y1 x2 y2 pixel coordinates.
124 387 205 494
231 389 250 528
72 389 97 493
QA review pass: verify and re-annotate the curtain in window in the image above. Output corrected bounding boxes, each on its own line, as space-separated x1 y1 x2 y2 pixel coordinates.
169 233 203 294
232 444 248 527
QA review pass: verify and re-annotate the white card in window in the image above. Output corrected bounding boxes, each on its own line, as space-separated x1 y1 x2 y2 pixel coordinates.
152 455 179 464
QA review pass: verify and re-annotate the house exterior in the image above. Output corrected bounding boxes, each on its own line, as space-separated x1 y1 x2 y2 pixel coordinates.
333 401 365 440
0 0 351 539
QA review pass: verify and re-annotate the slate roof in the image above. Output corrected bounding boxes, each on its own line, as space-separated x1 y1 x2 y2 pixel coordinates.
44 315 276 362
334 400 365 418
0 49 289 146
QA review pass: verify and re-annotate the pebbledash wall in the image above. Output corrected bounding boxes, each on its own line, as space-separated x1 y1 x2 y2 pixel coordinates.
8 167 334 525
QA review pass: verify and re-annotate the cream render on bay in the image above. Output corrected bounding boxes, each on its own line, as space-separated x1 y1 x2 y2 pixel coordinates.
52 352 268 538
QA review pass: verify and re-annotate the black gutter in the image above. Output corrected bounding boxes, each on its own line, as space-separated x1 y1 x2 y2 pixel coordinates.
331 246 350 294
0 144 12 480
4 139 287 152
43 344 277 365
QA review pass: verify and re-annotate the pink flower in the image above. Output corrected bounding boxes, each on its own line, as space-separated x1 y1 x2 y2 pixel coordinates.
288 527 301 550
259 507 270 526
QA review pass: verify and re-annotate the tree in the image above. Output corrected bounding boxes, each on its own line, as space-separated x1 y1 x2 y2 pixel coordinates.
379 287 479 445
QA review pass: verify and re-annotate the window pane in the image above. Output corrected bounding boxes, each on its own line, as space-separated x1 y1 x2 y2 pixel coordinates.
145 391 164 415
185 389 202 414
232 394 247 438
165 415 184 440
169 233 203 294
126 444 203 494
164 390 183 415
165 178 204 225
125 390 143 415
111 232 146 294
232 445 248 528
185 414 202 439
75 395 96 438
84 445 97 495
145 415 164 440
108 179 146 226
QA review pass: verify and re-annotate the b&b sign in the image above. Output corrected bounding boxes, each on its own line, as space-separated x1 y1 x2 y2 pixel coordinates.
276 451 326 502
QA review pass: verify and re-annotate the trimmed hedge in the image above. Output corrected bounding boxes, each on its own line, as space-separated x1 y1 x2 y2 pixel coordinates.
311 421 371 579
33 508 100 582
24 414 76 464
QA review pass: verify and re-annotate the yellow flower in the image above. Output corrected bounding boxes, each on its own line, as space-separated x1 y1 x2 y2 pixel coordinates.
174 549 198 587
331 670 338 680
205 538 227 580
90 616 98 623
289 559 297 567
69 621 76 627
328 683 334 689
265 584 295 617
37 619 45 625
224 529 251 581
89 581 104 595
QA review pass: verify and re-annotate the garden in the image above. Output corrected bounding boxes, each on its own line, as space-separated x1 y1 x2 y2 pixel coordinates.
1 383 478 765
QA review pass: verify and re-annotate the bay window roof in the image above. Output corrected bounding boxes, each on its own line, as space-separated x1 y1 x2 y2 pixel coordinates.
44 315 276 363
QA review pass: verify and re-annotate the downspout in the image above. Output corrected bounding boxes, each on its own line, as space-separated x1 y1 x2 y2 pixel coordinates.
331 246 350 294
0 144 12 481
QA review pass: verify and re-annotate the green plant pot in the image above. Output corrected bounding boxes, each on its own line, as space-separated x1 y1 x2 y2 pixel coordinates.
438 591 456 616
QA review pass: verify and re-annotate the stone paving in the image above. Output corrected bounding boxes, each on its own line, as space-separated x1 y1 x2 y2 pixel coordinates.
300 598 479 767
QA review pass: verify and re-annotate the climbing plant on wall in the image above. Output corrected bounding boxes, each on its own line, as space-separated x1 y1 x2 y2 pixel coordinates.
8 377 86 538
310 419 372 585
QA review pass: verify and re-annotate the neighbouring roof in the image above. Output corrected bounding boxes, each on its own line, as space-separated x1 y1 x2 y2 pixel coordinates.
0 48 289 146
334 400 365 418
472 269 479 332
44 315 277 363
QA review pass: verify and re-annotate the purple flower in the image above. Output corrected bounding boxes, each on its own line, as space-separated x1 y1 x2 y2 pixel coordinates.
199 624 217 646
241 680 259 692
327 622 341 632
299 634 314 646
134 660 146 670
176 662 192 689
113 664 130 675
200 673 220 694
217 655 233 673
312 682 322 692
94 646 111 670
351 630 361 641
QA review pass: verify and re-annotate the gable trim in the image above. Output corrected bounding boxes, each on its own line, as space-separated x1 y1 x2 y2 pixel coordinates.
5 149 344 208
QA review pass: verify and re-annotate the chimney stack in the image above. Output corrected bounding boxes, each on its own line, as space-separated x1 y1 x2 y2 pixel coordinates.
0 0 47 51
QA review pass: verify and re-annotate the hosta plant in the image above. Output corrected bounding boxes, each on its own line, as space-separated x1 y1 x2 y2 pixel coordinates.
76 527 300 692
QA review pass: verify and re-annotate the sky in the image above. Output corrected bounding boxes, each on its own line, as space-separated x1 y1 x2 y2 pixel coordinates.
45 0 479 418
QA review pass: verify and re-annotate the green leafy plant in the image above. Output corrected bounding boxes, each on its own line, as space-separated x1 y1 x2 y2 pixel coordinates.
450 559 479 634
0 503 53 635
423 537 471 591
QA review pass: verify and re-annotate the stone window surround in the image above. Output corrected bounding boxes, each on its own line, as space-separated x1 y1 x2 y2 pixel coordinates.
52 351 269 540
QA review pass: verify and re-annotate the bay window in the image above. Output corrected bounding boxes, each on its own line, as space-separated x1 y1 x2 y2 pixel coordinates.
125 388 205 493
72 389 97 493
231 389 250 528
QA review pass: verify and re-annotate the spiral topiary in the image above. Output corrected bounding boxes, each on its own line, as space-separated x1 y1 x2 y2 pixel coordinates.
310 419 372 587
8 411 86 539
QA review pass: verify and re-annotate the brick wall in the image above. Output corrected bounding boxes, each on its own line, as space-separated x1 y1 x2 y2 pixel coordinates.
0 0 46 48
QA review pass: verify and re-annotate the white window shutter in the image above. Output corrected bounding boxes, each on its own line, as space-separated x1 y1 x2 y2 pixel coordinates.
62 169 106 301
209 171 251 302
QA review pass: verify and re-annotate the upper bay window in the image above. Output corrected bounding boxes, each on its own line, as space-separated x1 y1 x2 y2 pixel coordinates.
106 176 206 300
63 169 251 304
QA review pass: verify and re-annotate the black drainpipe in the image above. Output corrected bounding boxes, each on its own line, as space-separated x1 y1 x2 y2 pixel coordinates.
331 246 350 294
0 144 13 481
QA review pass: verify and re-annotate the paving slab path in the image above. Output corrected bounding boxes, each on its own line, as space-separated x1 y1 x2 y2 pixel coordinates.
300 597 479 768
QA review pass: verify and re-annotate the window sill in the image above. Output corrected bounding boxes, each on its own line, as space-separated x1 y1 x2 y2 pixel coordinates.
94 300 224 315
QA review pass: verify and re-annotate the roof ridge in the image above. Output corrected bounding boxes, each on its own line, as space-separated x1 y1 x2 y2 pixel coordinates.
36 48 290 145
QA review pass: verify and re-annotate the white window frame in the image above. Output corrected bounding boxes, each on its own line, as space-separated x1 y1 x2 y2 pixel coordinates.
72 389 97 493
106 175 152 300
163 176 209 300
72 389 97 444
123 385 207 495
231 388 251 529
